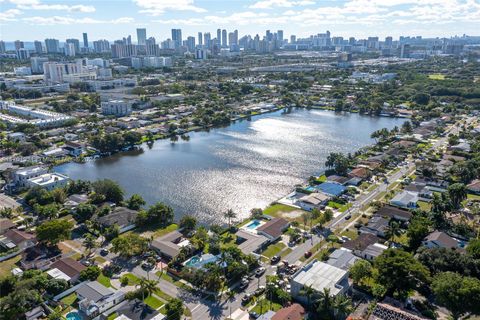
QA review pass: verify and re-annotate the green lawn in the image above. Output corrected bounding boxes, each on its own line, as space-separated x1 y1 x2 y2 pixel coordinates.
328 201 352 212
251 298 282 314
122 273 141 285
263 204 298 217
94 256 106 263
107 312 118 320
151 224 179 238
97 273 112 288
156 271 184 287
428 74 446 80
316 175 327 183
261 242 286 258
467 193 480 200
154 288 174 302
417 201 432 212
144 295 164 310
60 293 77 306
0 255 21 279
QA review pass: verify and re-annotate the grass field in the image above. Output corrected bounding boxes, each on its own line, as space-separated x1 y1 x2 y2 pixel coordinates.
151 224 178 238
428 74 446 80
251 298 282 314
0 255 21 279
263 204 298 217
60 292 77 306
122 273 141 285
261 242 286 258
417 201 432 212
97 273 112 288
144 295 164 310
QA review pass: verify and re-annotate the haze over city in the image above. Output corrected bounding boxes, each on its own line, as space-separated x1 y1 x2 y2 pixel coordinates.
1 0 480 40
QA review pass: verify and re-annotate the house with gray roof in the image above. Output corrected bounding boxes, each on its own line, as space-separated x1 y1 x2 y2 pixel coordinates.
150 230 191 260
326 248 359 270
76 280 125 318
390 191 418 209
235 229 270 255
422 231 467 250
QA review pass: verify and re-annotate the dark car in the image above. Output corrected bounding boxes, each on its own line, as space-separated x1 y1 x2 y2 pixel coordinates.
239 279 249 290
345 214 352 220
241 294 252 305
249 311 260 319
270 255 280 264
304 251 312 258
100 249 109 256
255 267 266 277
141 262 154 270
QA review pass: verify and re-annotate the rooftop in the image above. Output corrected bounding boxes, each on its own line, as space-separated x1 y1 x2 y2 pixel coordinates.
292 261 348 296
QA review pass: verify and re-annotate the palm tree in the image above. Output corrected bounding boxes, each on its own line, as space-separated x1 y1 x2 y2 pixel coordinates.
385 220 402 245
300 285 316 309
315 288 335 319
333 294 353 320
223 209 237 229
139 277 158 301
83 234 97 257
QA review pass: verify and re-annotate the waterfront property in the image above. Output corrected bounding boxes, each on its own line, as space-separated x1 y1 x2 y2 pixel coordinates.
150 230 191 261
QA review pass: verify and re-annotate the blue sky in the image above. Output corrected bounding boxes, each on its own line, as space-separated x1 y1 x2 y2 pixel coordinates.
1 0 479 41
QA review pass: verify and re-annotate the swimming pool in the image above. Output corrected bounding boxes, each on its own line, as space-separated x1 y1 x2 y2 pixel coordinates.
66 311 82 320
245 219 262 229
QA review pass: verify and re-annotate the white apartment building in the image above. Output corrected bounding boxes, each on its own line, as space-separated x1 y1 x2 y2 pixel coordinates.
27 173 69 191
0 100 74 127
101 100 132 116
11 166 48 188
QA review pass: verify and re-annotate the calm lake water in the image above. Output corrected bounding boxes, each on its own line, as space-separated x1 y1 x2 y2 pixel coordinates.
56 109 404 224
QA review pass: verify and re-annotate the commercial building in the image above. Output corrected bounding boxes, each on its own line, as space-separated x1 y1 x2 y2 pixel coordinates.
137 28 147 46
44 38 60 53
291 260 350 303
101 100 132 116
31 57 48 74
0 100 74 127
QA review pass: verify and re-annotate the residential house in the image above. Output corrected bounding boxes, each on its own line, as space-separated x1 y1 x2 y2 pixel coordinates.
448 141 471 153
369 298 430 320
291 260 350 303
20 245 61 270
24 306 46 320
257 218 290 241
315 182 346 197
63 141 84 157
0 219 16 235
26 173 69 191
11 166 48 188
467 179 480 195
47 257 86 283
404 182 433 199
150 230 191 261
327 175 350 185
76 280 125 317
348 167 371 180
342 233 382 257
361 243 388 261
389 191 418 209
235 229 270 255
111 299 165 320
96 207 138 233
64 193 89 210
8 132 26 142
422 231 467 250
271 303 305 320
297 192 329 211
359 216 389 238
375 205 412 222
326 248 359 271
0 229 36 251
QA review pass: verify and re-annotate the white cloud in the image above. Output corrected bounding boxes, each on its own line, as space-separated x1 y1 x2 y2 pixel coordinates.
22 16 133 25
5 0 95 12
0 8 22 21
249 0 315 9
133 0 206 16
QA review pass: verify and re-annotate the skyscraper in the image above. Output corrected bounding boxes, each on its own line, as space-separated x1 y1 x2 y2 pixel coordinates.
137 28 147 46
34 41 43 54
0 41 5 53
83 33 88 48
66 39 80 53
171 29 182 49
217 29 221 45
45 38 60 53
14 40 24 50
198 32 203 46
222 29 227 47
204 32 211 48
186 36 195 52
277 30 284 42
385 36 393 47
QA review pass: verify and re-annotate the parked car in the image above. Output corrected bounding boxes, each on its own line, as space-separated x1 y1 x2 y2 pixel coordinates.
254 286 266 296
100 249 109 256
249 311 259 319
255 267 266 277
304 251 312 258
241 294 252 305
141 262 154 270
270 255 280 264
239 279 249 290
345 214 352 220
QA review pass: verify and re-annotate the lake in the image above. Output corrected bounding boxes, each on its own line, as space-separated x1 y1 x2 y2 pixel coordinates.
56 109 404 224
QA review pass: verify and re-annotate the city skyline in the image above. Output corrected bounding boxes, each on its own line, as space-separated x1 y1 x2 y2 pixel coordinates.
1 0 480 41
